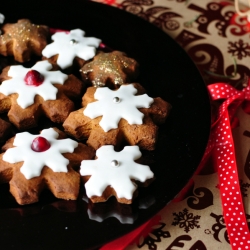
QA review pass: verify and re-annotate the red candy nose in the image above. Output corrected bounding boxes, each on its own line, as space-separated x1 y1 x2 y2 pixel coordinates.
31 136 51 152
24 70 44 86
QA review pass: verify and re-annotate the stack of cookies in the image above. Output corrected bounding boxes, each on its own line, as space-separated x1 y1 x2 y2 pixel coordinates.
0 18 171 205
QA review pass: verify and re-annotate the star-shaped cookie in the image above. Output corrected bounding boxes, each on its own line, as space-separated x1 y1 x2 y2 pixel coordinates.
80 51 139 87
80 145 154 204
0 127 94 205
0 60 84 130
63 83 171 151
42 29 101 70
0 19 49 62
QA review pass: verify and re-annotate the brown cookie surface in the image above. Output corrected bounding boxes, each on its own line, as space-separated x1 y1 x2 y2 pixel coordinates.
0 19 50 62
80 51 139 88
80 145 154 204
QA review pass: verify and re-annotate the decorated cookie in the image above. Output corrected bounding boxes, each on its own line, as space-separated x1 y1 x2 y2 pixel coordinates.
0 127 94 205
42 29 101 70
0 60 84 130
0 19 49 62
80 51 139 87
80 145 154 204
63 83 171 151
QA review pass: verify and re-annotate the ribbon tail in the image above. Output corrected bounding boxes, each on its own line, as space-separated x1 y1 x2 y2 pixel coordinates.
214 108 250 249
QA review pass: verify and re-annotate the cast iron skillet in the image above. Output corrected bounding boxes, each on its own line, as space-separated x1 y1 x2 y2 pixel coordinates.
0 1 211 249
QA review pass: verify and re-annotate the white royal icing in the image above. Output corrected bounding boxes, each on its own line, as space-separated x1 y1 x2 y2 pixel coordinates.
80 145 154 200
3 128 78 179
0 13 4 24
83 84 154 132
42 29 101 69
0 60 68 109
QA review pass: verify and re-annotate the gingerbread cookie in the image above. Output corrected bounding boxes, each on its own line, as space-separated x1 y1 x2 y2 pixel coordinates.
80 51 139 88
63 83 171 151
42 29 101 70
0 127 94 205
0 60 84 130
80 145 154 204
0 19 49 62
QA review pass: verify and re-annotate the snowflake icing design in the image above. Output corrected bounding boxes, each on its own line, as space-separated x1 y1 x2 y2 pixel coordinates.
83 84 154 132
172 208 201 233
3 128 78 179
80 145 154 200
0 60 68 109
42 29 101 69
228 39 250 60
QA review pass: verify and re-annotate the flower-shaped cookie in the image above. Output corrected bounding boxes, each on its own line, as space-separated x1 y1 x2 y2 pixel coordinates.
42 29 101 70
0 60 84 130
0 19 49 62
84 84 153 132
80 51 139 87
63 83 171 151
81 145 154 204
0 128 94 205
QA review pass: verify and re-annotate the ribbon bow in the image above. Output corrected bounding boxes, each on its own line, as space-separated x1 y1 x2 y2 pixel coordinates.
207 80 250 249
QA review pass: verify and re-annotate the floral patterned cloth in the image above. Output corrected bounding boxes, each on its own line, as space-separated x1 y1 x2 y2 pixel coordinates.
92 0 250 249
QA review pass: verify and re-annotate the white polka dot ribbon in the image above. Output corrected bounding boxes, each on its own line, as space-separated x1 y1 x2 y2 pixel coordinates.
207 81 250 249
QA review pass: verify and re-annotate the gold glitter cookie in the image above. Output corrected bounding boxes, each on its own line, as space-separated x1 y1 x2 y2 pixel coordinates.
0 19 49 62
80 51 139 88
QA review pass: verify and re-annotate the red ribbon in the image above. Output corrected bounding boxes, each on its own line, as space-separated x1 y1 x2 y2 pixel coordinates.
207 80 250 249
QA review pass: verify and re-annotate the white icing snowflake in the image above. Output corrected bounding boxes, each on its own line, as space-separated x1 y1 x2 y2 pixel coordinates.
42 29 101 69
0 60 68 109
80 145 154 200
0 13 4 24
83 84 154 132
3 128 78 179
